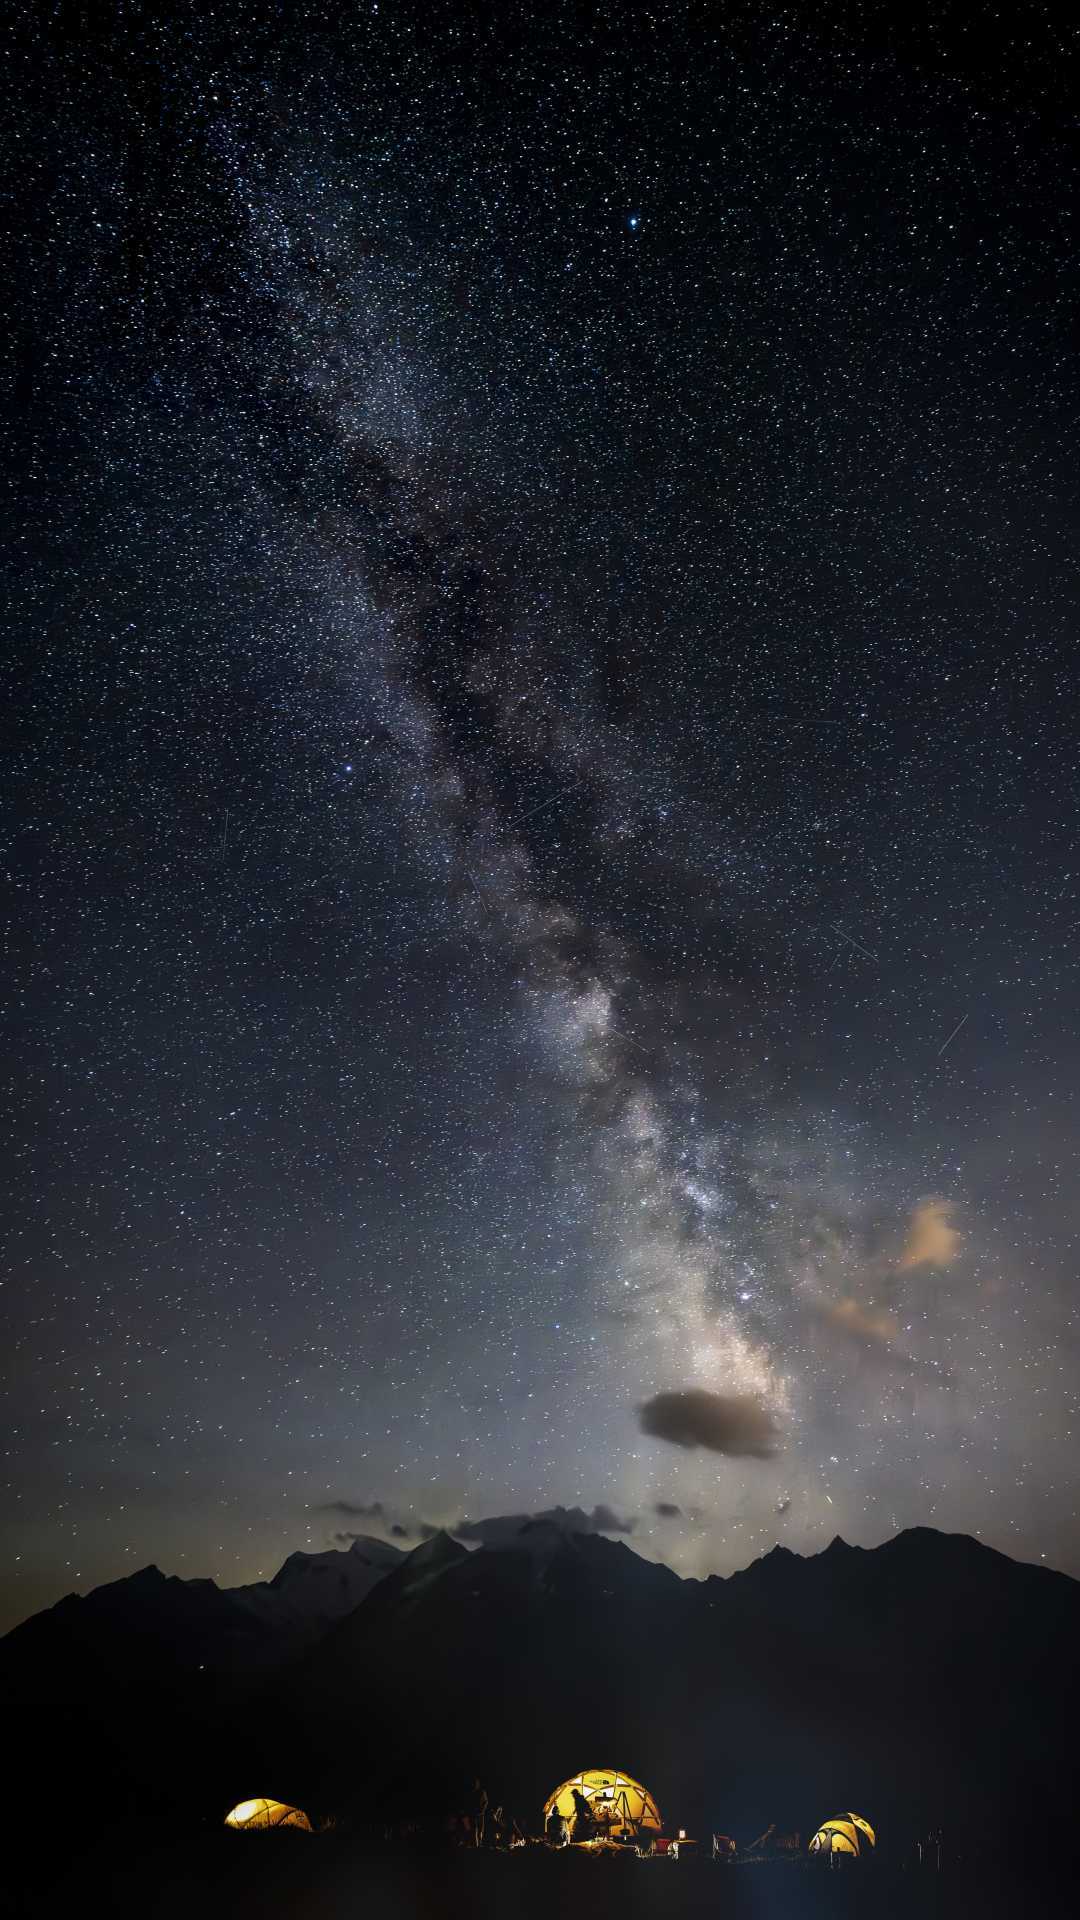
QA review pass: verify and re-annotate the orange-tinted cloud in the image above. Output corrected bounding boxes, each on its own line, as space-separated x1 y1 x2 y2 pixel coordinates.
898 1199 961 1270
824 1296 899 1344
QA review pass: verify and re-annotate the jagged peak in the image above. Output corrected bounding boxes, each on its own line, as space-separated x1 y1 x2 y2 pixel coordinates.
8 1523 1073 1646
405 1529 466 1568
730 1542 798 1581
260 1534 404 1590
347 1533 403 1558
822 1533 855 1556
733 1535 858 1585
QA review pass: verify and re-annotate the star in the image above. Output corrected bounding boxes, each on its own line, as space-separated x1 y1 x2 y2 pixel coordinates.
3 0 1077 1626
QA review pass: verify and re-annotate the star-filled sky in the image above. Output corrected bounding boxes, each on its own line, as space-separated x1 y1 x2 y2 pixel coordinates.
4 0 1079 1632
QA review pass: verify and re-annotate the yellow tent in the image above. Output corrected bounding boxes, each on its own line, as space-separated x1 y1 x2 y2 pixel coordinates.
224 1798 312 1832
543 1770 662 1841
808 1813 875 1857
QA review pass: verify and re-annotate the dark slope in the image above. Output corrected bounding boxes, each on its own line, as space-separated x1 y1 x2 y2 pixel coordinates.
272 1523 1079 1845
281 1522 685 1811
0 1534 405 1842
0 1564 274 1705
4 1523 1077 1859
0 1533 406 1704
227 1534 405 1643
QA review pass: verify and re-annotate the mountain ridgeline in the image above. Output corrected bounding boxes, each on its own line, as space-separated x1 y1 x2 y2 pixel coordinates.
3 1523 1076 1855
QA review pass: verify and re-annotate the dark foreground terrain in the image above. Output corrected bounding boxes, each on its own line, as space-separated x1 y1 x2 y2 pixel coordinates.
13 1833 1073 1920
5 1528 1075 1919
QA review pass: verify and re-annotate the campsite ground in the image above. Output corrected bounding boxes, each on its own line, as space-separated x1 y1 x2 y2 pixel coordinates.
14 1834 1071 1920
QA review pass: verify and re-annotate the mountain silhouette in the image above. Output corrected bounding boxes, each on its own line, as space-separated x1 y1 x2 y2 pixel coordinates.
228 1534 405 1644
0 1533 406 1707
3 1522 1076 1864
277 1521 1078 1847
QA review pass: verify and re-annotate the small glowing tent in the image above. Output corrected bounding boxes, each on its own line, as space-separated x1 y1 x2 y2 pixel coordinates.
543 1770 662 1842
808 1814 875 1857
224 1798 312 1832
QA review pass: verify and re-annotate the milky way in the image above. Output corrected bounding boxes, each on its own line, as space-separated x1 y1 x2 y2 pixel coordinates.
4 3 1079 1629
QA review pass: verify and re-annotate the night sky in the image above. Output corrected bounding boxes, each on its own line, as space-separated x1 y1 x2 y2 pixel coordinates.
4 1 1079 1634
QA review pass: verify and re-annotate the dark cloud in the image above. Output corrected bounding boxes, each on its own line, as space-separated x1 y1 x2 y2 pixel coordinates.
318 1501 425 1541
591 1502 635 1534
312 1499 387 1520
639 1389 780 1459
329 1528 404 1548
654 1501 682 1519
452 1504 635 1546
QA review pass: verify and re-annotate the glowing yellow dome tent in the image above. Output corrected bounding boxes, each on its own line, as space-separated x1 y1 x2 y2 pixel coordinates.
808 1814 875 1857
543 1770 662 1842
224 1798 312 1832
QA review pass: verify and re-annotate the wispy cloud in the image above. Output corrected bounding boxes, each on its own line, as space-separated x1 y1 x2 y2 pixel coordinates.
453 1504 635 1545
898 1199 962 1270
824 1296 899 1344
312 1498 388 1521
